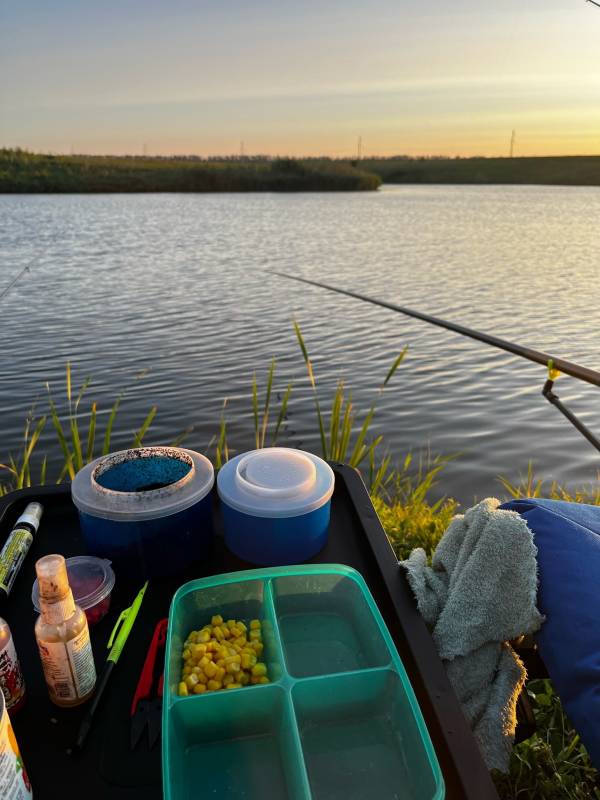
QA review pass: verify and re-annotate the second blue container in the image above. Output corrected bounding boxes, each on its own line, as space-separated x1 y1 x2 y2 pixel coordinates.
217 448 335 565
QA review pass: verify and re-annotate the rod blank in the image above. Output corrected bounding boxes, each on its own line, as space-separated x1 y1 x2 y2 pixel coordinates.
271 271 600 389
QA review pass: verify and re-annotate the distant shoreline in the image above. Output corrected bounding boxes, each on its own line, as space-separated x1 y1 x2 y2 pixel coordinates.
3 150 600 192
364 155 600 187
0 151 380 193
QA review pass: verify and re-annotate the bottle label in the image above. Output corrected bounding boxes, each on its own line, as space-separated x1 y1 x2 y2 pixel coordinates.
0 639 25 712
39 594 76 626
0 707 32 798
38 628 96 702
0 530 33 596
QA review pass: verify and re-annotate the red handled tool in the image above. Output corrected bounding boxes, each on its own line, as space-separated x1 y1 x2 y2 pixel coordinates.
130 617 167 750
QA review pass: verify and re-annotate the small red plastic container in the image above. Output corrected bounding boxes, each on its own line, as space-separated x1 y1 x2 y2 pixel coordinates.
32 556 115 627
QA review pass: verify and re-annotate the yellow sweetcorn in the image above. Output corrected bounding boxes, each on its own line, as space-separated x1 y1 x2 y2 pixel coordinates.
180 615 270 696
204 661 217 679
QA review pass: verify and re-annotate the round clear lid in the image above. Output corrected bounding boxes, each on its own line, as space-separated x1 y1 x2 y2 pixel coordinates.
71 447 214 521
217 448 334 518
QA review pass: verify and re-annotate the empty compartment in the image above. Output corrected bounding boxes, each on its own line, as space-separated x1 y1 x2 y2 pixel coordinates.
165 686 309 800
293 670 443 800
168 578 283 694
273 572 390 677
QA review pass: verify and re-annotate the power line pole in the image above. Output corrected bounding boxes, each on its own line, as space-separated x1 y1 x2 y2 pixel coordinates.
509 130 516 159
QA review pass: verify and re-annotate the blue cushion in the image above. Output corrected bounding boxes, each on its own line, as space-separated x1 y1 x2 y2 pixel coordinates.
500 498 600 767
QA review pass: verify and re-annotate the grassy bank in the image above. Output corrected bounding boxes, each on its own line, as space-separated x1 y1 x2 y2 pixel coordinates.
1 331 598 798
0 149 381 193
362 155 600 186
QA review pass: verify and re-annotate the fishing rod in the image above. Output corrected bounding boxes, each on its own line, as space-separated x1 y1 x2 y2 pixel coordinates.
271 271 600 453
0 264 31 303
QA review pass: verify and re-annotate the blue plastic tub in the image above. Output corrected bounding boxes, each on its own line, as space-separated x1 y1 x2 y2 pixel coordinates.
71 447 214 579
217 448 334 566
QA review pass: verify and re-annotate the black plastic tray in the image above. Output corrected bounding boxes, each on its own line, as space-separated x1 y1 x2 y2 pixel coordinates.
1 465 498 799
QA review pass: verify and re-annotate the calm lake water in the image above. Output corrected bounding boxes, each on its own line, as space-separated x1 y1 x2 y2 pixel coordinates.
2 185 600 505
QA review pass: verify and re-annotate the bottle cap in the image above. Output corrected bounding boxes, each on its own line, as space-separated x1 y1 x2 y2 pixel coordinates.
36 554 70 603
15 502 43 533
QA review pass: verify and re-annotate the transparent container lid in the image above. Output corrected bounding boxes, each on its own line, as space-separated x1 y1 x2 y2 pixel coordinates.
32 555 115 612
71 447 214 521
217 448 334 518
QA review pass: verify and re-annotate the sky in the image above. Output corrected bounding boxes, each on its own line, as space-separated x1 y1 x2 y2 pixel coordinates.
2 0 600 158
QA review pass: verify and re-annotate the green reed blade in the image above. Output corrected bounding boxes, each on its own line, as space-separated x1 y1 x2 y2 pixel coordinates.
252 372 259 449
272 383 292 445
103 395 121 455
260 358 275 448
132 405 157 447
70 417 83 472
66 361 72 409
329 382 344 460
40 455 47 486
48 394 75 479
293 319 316 389
337 399 354 462
74 376 91 414
382 347 407 389
349 406 375 466
86 402 97 463
19 415 46 488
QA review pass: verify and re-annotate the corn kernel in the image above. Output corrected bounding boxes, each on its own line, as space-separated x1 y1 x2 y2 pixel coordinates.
239 672 250 685
240 653 254 669
226 661 241 674
258 677 270 684
185 673 199 688
204 661 217 678
207 679 222 691
197 630 210 643
182 666 192 677
226 619 236 630
250 619 261 630
215 667 226 682
223 674 234 686
233 636 246 648
178 681 188 696
249 630 262 642
211 615 223 626
252 663 267 677
182 648 191 660
226 683 242 689
224 654 241 665
192 683 206 694
213 626 224 641
250 676 262 684
237 621 247 633
252 642 264 656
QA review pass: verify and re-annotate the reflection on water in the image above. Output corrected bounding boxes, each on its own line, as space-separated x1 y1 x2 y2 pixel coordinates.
1 185 600 504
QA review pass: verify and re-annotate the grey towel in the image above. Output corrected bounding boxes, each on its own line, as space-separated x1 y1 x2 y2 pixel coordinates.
401 497 543 772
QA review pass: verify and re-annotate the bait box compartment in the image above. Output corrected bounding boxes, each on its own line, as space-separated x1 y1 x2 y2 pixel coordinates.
164 566 443 800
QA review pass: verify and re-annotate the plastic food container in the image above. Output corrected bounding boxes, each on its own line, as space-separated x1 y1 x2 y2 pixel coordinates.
32 556 115 627
71 447 214 579
163 564 443 800
217 448 334 565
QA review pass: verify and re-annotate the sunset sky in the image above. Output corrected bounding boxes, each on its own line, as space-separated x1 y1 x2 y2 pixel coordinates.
2 0 599 158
